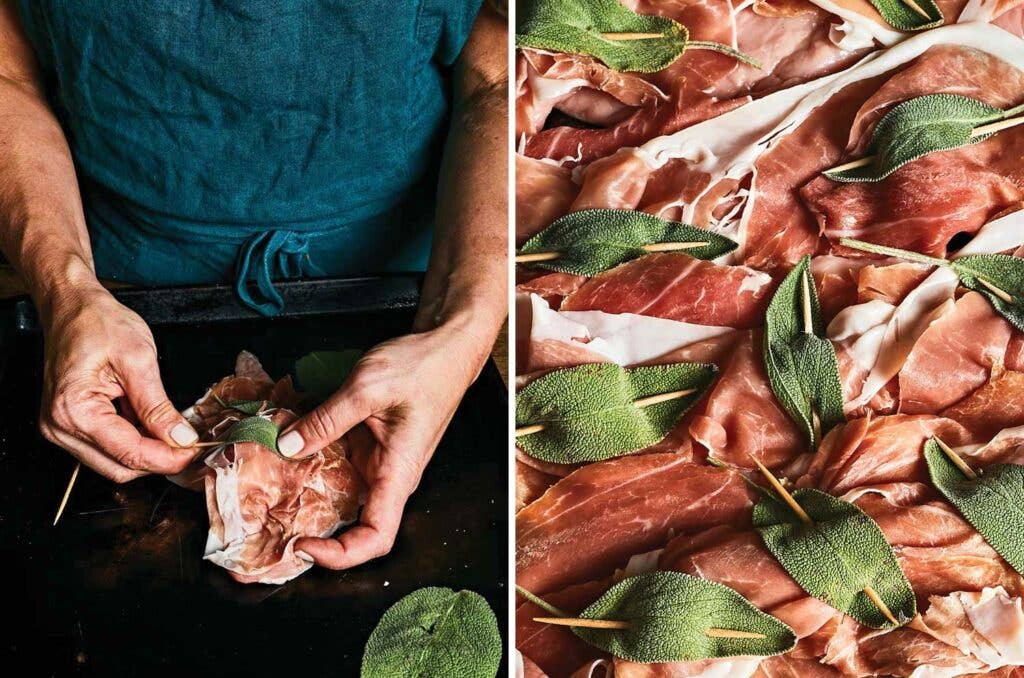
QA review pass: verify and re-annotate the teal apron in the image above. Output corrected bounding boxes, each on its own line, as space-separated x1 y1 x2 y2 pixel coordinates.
16 0 482 315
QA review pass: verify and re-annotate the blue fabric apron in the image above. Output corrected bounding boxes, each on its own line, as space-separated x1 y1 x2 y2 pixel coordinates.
16 0 482 315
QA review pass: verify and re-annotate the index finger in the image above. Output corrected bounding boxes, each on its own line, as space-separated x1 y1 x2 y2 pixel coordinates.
83 411 197 475
294 473 413 569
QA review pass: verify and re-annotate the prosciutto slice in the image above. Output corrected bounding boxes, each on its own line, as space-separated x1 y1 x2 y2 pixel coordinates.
802 45 1024 259
560 253 774 328
516 454 754 597
184 352 365 584
687 330 807 473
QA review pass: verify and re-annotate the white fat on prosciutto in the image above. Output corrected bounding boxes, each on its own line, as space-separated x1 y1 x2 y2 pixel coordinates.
184 352 366 585
827 209 1024 410
914 588 1024 674
525 293 735 370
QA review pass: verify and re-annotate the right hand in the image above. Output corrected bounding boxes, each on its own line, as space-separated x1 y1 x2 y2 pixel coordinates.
38 281 199 482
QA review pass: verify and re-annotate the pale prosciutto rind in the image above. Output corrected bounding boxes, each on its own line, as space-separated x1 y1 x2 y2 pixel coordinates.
516 454 755 597
524 293 736 373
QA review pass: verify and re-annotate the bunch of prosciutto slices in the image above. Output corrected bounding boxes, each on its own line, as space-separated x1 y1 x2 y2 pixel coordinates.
515 0 1024 675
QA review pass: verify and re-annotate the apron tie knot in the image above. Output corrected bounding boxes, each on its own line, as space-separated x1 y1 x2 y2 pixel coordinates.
235 230 324 316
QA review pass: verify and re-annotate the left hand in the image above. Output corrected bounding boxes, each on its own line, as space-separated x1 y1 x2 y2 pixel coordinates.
282 321 492 569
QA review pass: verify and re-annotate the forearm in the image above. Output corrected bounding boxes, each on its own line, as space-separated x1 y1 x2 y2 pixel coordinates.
416 5 508 369
0 4 97 317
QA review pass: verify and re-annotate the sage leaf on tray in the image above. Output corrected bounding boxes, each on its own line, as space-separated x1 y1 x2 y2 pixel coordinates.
361 587 502 678
754 489 916 629
867 0 942 32
219 416 280 453
763 256 845 448
571 571 796 662
518 209 737 276
839 238 1024 332
516 0 756 73
924 439 1024 576
826 95 1024 183
516 362 717 464
294 349 363 404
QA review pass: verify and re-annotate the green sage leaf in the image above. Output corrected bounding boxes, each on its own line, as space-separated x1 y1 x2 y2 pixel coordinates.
517 209 737 276
572 571 796 662
361 587 502 678
223 399 268 416
516 0 755 73
826 95 1021 183
924 439 1024 576
866 0 942 32
753 489 916 629
950 255 1024 332
839 238 1024 333
516 362 717 463
294 349 363 404
219 416 280 453
763 256 845 448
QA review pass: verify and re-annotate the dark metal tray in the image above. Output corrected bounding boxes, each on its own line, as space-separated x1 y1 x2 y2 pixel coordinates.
0 276 508 676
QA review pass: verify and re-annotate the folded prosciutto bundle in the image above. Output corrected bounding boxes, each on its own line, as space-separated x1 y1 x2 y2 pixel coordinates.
516 6 1024 676
181 352 366 585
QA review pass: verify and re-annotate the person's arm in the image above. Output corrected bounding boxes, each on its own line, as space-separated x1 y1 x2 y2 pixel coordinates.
0 4 198 482
283 4 508 569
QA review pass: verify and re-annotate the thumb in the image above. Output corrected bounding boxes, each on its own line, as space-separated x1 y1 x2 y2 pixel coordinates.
278 389 376 459
121 360 198 448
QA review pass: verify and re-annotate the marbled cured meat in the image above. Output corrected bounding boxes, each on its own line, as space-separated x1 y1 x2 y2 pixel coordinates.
184 352 365 584
516 454 755 597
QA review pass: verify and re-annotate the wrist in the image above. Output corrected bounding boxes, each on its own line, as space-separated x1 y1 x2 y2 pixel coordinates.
430 311 501 378
30 254 104 329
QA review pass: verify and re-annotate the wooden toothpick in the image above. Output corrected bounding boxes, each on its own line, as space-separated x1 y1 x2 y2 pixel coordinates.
933 437 978 480
173 440 225 449
976 277 1015 304
533 617 766 639
53 462 81 526
800 273 814 335
534 617 630 629
753 459 812 524
902 0 932 19
704 628 769 639
863 585 900 626
515 242 709 265
515 251 562 264
824 114 1024 175
753 460 905 626
515 388 697 437
600 32 664 40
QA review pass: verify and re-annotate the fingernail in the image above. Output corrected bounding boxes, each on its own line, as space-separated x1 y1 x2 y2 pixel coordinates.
296 550 314 563
170 422 199 447
278 430 304 457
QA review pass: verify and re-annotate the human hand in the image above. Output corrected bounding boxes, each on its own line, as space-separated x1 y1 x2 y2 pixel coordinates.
38 281 199 482
284 322 493 569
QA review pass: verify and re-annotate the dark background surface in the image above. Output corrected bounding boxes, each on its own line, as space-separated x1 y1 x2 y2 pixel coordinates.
0 277 508 677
